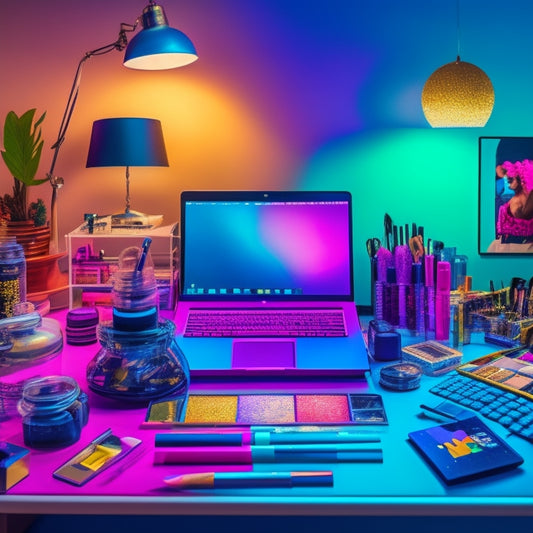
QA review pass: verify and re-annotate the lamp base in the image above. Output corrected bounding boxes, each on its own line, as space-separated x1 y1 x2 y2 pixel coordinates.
111 210 163 229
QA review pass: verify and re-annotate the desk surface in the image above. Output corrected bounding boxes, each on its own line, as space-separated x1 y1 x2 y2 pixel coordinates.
0 310 532 517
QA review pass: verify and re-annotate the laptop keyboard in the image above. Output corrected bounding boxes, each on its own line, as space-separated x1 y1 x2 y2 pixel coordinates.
430 374 533 442
184 308 347 337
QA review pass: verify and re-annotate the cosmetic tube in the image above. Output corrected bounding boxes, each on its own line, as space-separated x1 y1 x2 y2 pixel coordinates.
383 267 399 327
406 262 424 337
394 244 412 329
424 254 435 340
435 261 451 341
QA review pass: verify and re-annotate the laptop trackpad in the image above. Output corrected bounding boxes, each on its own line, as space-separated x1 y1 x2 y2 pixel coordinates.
232 340 296 369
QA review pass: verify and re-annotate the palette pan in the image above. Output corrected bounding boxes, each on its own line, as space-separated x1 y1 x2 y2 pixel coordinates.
144 392 387 427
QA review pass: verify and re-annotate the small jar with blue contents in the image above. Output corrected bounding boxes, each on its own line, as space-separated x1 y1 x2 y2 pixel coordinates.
17 375 89 449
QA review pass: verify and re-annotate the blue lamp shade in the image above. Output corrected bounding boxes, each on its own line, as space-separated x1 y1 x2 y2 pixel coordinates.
86 118 168 168
123 3 198 70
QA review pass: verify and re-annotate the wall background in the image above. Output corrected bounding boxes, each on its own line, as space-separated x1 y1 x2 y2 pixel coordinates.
1 0 532 306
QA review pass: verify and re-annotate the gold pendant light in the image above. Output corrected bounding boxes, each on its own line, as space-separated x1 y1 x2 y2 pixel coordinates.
421 2 494 127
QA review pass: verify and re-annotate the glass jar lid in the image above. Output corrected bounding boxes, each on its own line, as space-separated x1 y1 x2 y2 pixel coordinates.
18 375 80 416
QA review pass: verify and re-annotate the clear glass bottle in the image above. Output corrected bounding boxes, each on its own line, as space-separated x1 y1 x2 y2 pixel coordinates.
0 238 26 319
17 375 89 449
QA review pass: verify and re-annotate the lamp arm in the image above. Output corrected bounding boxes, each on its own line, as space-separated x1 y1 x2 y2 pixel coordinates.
46 21 138 253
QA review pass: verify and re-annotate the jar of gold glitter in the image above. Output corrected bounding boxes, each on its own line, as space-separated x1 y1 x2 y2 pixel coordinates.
0 238 26 319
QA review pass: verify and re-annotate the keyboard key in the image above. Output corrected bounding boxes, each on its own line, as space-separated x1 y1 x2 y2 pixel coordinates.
499 416 513 427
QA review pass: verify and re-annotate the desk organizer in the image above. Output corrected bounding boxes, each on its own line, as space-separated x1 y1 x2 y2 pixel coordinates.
470 310 533 347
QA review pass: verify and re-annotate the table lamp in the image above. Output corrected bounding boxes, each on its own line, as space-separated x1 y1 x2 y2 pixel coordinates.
86 117 169 228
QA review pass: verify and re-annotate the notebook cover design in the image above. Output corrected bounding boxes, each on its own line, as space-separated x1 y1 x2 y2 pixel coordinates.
408 416 523 484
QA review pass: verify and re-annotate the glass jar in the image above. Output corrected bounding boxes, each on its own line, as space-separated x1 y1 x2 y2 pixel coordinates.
87 319 189 402
111 245 158 332
17 375 89 449
0 310 63 419
0 238 26 319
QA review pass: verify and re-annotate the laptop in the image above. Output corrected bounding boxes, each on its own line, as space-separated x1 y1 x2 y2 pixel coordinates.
175 190 370 378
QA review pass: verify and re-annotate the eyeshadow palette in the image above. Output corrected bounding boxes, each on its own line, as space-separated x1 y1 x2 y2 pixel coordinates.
457 346 533 400
143 393 388 427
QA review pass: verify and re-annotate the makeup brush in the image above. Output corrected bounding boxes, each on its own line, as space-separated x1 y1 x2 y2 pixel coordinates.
384 214 393 251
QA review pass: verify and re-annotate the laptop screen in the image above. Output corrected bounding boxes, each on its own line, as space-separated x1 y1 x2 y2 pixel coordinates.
180 191 354 301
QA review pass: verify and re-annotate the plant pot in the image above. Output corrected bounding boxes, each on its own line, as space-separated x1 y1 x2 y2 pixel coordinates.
0 220 50 258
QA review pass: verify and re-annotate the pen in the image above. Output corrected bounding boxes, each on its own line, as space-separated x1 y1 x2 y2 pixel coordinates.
136 237 152 271
155 431 381 447
153 443 383 464
164 470 334 489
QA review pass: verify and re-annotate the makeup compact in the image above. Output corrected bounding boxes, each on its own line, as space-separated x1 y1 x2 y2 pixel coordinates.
379 362 422 391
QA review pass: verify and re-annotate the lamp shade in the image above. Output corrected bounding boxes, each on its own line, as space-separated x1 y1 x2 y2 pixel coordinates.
421 58 494 128
123 3 198 70
86 118 168 168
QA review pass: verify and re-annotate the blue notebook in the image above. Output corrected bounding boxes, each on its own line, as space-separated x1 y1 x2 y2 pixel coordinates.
408 416 524 485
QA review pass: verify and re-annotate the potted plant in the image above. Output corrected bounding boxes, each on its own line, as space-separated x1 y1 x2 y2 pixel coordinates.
0 108 50 257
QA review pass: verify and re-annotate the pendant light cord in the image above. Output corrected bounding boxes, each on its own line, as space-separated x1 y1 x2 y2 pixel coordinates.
456 0 461 61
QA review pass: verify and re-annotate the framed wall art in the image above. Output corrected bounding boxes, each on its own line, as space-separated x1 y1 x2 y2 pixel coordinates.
478 136 533 255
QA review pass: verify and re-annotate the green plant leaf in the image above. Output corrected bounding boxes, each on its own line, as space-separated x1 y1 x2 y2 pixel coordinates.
1 108 47 186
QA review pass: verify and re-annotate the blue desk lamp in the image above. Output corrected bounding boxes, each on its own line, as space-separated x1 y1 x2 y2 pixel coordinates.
86 117 168 227
46 1 197 249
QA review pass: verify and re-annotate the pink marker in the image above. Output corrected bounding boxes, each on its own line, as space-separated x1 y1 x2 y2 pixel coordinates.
435 261 451 341
153 443 383 464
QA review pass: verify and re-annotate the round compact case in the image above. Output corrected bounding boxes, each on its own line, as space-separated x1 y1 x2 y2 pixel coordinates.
379 362 423 391
65 307 99 345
